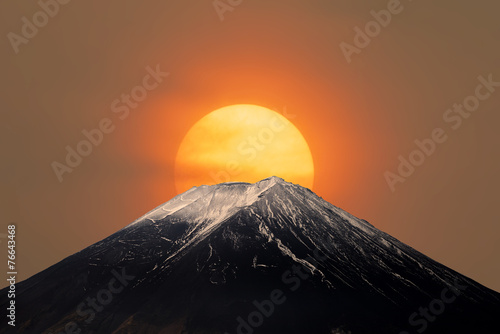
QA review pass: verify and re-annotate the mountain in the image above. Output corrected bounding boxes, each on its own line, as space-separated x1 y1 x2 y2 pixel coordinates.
1 176 499 333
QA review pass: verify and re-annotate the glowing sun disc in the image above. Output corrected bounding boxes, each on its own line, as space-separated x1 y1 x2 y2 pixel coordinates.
174 104 314 193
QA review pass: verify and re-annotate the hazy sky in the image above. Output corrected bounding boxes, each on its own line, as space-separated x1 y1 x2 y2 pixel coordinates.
1 0 499 291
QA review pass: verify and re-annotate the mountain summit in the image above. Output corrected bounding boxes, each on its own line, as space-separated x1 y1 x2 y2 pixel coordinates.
2 177 499 333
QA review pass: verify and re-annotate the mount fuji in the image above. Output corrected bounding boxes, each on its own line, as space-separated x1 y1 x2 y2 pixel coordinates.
1 176 498 333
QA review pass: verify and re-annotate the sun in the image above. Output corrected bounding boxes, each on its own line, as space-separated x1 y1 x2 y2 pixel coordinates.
174 104 314 193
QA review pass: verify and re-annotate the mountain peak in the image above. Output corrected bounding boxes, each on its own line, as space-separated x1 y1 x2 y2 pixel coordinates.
258 175 286 183
124 177 289 230
217 176 288 188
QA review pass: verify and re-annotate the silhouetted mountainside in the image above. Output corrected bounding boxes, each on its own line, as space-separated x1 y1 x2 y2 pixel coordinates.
2 176 499 333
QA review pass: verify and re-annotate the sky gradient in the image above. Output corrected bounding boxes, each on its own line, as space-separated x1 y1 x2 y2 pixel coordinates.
1 0 499 291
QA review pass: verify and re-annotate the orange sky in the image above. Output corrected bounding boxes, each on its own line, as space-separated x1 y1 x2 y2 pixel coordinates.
1 0 499 291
